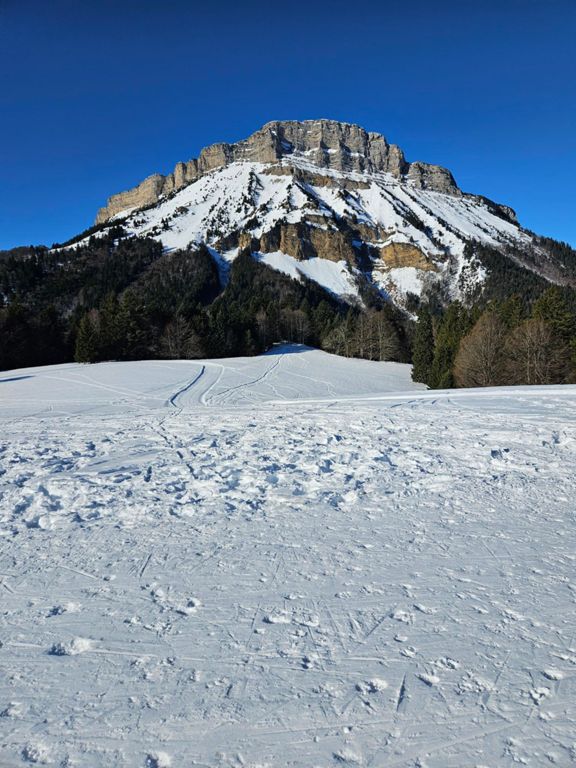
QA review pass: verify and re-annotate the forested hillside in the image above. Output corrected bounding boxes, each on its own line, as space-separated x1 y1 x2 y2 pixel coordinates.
2 227 576 387
0 233 408 371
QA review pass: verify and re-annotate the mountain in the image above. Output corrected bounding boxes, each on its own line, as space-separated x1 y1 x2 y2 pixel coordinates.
2 119 576 375
90 119 575 308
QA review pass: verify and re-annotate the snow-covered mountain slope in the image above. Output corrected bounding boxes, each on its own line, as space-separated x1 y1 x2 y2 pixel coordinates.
82 120 562 308
2 346 576 766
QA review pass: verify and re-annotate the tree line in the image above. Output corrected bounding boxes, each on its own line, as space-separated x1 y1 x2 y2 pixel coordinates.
3 228 576 388
0 234 408 371
412 287 576 388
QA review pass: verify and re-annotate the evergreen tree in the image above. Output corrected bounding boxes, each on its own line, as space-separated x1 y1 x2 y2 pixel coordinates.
532 287 575 341
98 293 127 360
411 306 434 384
75 311 100 363
531 287 575 381
428 303 473 389
496 295 524 329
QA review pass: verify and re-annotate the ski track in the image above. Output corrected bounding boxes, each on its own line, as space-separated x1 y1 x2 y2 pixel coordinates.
168 366 206 409
0 346 575 767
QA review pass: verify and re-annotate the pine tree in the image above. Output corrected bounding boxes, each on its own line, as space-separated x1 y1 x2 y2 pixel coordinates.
428 303 473 389
532 287 575 341
243 328 258 356
496 295 524 330
98 293 125 360
531 287 575 381
75 312 100 363
411 306 434 384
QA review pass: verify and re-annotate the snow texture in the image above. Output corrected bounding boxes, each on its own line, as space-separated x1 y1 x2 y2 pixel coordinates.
1 345 576 767
254 251 359 299
71 157 534 304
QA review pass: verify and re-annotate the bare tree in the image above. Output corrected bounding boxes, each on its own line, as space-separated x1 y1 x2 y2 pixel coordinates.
160 315 204 359
280 308 310 344
322 325 348 356
369 311 401 361
504 318 565 385
255 308 271 347
453 311 507 387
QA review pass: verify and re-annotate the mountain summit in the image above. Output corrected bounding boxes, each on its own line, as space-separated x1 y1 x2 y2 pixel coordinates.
90 118 568 308
96 120 462 223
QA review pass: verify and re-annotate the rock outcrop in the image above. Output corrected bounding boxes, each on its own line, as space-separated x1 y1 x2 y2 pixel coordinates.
379 242 437 271
215 221 359 265
405 162 461 196
257 221 358 264
95 120 461 223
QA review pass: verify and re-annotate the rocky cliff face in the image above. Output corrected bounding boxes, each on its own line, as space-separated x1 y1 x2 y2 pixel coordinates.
84 119 552 310
95 120 461 223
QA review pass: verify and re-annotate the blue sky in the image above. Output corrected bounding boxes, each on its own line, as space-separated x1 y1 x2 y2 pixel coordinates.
1 0 575 249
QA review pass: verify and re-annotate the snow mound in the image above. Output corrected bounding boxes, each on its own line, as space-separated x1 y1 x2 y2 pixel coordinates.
48 637 93 656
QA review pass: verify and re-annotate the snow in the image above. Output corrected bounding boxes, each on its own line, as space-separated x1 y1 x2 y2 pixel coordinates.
2 346 576 767
71 154 536 306
254 250 360 299
382 266 424 297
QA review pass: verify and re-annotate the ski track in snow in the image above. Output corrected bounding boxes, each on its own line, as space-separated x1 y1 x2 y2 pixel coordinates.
1 346 576 767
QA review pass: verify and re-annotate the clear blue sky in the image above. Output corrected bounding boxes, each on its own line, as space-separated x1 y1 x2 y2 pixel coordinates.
1 0 575 249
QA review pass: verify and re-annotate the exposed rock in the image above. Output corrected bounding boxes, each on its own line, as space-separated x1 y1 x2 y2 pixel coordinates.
95 120 461 223
237 232 254 251
406 162 461 196
262 164 294 177
96 174 166 224
379 243 437 271
353 222 395 243
308 226 358 264
292 166 371 190
257 221 357 264
473 195 518 224
259 222 310 260
497 204 518 224
95 163 200 225
198 143 235 174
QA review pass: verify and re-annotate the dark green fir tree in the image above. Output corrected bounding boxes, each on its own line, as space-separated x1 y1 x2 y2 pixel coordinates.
411 306 434 385
74 312 100 363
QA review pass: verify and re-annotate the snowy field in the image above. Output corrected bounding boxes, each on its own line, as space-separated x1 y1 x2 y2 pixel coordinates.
1 346 575 767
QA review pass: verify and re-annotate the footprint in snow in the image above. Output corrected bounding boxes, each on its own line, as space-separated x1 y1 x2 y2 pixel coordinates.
333 747 362 764
302 653 319 669
434 656 460 670
529 687 551 704
391 609 414 624
542 669 563 681
413 603 437 615
21 743 51 763
48 637 93 656
47 602 80 617
146 752 172 768
175 597 202 616
263 612 291 625
356 678 388 694
0 701 23 718
418 672 440 687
